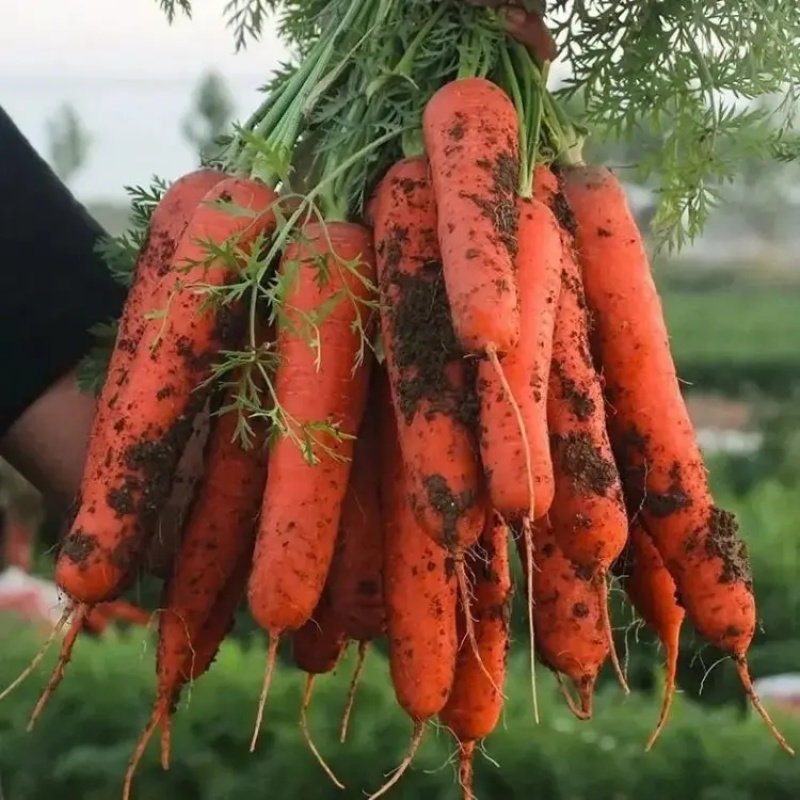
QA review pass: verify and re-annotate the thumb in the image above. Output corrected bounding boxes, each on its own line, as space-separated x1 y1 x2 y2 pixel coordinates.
502 6 558 64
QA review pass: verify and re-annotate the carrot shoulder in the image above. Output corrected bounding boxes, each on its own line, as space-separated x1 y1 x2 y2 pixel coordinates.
423 77 521 355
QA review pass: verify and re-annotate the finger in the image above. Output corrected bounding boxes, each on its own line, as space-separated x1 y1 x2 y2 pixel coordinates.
502 6 558 64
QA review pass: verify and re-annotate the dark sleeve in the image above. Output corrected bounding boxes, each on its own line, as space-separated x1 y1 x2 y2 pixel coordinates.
0 105 126 437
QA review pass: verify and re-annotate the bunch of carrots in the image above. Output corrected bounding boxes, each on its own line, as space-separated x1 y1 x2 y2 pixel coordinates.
1 3 794 798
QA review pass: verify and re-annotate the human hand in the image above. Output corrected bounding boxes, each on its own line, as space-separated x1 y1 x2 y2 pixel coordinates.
466 0 558 64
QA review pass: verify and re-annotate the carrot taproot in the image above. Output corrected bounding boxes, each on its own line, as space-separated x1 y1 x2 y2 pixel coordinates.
560 163 792 753
620 517 684 750
372 156 484 553
247 221 376 750
57 176 278 606
325 380 386 742
439 512 512 800
422 77 521 355
475 195 560 522
123 546 254 800
123 367 270 782
519 521 608 719
292 588 348 790
371 372 458 799
533 164 629 692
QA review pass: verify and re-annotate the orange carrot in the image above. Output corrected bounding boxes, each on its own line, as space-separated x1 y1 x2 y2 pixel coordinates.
475 195 561 522
325 383 386 742
247 221 376 749
620 517 684 750
81 168 224 484
57 176 277 606
519 521 608 719
371 374 458 799
561 163 792 753
292 588 348 789
372 156 484 553
143 374 268 766
534 164 629 692
422 77 521 355
123 546 254 800
439 512 512 800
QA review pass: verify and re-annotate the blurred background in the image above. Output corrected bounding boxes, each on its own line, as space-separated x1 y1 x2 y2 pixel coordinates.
2 1 800 798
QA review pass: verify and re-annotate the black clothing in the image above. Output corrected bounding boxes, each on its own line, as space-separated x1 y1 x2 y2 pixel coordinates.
0 105 125 436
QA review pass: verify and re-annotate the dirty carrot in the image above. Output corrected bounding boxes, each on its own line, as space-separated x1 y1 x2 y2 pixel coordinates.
247 221 376 749
372 372 458 799
422 77 521 356
475 195 560 523
439 512 513 800
534 164 629 693
292 589 348 789
372 156 484 552
520 521 609 719
80 168 224 492
126 365 270 780
621 517 684 750
560 162 792 753
371 157 487 682
57 176 277 606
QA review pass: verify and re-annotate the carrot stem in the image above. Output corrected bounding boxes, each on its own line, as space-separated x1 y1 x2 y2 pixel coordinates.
250 635 280 752
340 641 369 743
300 674 346 789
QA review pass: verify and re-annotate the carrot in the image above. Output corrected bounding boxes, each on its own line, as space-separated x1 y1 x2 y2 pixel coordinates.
57 176 278 606
422 77 520 356
247 221 376 749
372 157 484 552
439 512 512 800
371 157 486 674
122 362 270 784
292 589 348 789
325 381 386 742
475 196 560 523
532 164 629 692
81 168 224 491
519 521 608 720
123 546 254 800
371 373 458 799
620 517 684 750
560 163 792 753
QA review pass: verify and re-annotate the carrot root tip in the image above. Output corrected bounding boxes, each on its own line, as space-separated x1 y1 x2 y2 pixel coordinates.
521 517 540 724
598 573 629 695
340 641 369 744
556 673 591 721
301 674 346 790
457 739 476 800
735 657 795 756
366 720 426 799
123 709 163 800
250 635 280 753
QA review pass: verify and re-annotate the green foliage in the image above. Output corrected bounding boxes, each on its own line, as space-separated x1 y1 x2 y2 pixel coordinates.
1 625 798 800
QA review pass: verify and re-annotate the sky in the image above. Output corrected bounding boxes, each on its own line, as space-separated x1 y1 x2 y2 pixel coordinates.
0 0 291 80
